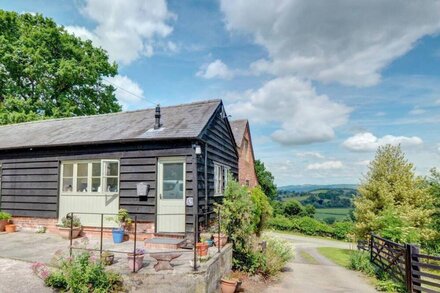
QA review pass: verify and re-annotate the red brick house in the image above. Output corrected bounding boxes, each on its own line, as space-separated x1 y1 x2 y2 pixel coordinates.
230 120 259 188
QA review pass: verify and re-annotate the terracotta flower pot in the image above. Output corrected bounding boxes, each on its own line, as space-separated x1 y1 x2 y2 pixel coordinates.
0 219 7 232
213 234 228 248
101 253 115 266
58 226 81 239
196 242 209 256
127 254 144 272
220 278 237 293
5 224 16 233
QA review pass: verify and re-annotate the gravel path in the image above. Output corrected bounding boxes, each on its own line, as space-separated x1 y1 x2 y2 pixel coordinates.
264 232 378 293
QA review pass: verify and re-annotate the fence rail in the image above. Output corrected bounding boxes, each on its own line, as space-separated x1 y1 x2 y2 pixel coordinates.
66 208 224 273
359 234 440 293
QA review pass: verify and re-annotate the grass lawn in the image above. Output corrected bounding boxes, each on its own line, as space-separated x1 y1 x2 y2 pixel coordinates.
299 250 319 264
317 247 353 267
315 208 352 221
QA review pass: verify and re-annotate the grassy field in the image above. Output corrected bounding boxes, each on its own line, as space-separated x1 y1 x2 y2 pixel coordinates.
315 208 352 221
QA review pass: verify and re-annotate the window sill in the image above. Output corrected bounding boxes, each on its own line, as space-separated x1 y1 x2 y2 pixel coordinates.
60 192 119 196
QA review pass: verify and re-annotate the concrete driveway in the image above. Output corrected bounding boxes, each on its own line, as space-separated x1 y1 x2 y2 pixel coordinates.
264 232 378 293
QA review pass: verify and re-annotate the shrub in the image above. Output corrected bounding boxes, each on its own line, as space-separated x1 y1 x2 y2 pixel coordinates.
60 215 81 228
348 251 375 276
292 216 334 237
33 251 124 292
333 221 354 240
324 217 337 224
259 237 294 278
0 211 12 221
250 187 273 236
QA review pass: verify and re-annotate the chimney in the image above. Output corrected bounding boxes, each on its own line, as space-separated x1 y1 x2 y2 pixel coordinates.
154 104 161 129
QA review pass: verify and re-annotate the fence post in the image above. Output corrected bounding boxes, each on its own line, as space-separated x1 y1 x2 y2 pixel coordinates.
69 212 73 257
133 216 137 273
100 214 103 258
218 208 221 253
408 244 421 293
369 233 374 262
193 213 198 271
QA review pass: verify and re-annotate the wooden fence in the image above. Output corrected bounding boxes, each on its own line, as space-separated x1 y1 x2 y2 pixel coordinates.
359 234 440 293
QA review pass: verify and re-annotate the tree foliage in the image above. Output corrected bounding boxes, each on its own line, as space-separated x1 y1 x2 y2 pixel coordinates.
255 159 277 200
354 145 435 244
250 186 273 236
0 10 120 125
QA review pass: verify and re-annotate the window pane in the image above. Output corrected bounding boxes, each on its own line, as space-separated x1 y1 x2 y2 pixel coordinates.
92 163 101 177
104 161 118 176
162 163 184 199
77 178 88 192
77 163 88 177
103 177 119 192
92 178 101 192
63 164 73 177
62 178 73 192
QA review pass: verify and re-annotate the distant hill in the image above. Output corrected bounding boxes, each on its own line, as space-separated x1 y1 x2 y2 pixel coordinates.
278 184 358 193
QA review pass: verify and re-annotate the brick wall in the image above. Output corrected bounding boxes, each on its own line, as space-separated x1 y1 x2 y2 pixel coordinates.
237 126 259 188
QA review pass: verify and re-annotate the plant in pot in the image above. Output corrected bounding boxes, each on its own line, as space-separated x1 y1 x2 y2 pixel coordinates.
108 209 132 244
58 215 82 239
101 251 115 266
196 236 209 257
220 275 239 293
0 211 12 232
127 248 145 272
5 220 16 233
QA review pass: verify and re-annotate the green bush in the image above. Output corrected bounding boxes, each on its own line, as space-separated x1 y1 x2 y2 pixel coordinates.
333 221 354 240
250 187 273 236
33 251 124 292
348 251 375 276
60 215 81 228
259 237 294 278
292 216 334 236
0 211 12 220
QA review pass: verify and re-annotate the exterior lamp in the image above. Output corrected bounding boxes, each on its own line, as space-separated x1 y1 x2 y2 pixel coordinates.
194 144 202 155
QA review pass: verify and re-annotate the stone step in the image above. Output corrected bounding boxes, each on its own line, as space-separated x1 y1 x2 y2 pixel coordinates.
144 237 186 250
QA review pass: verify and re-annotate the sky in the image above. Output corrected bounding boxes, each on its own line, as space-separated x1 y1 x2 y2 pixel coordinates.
3 0 440 186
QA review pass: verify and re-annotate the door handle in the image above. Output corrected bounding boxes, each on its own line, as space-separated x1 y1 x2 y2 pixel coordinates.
160 193 162 199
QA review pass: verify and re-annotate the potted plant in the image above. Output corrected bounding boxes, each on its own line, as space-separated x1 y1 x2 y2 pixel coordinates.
196 236 209 256
213 233 228 248
127 248 145 272
108 209 132 244
5 220 16 233
58 215 82 239
0 211 12 232
220 276 239 293
101 251 115 266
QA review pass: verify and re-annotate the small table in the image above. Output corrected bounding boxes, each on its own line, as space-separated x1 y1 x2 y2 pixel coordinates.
149 252 182 271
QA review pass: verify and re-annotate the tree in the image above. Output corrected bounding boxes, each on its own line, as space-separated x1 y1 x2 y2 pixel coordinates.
426 168 440 253
282 199 304 217
0 11 120 125
354 145 435 244
255 159 277 200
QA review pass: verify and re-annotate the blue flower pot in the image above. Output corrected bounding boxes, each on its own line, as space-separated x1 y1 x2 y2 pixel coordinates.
112 228 124 243
206 240 214 247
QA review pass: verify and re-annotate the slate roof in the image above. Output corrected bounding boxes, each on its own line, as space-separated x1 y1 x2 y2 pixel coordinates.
0 99 222 150
230 119 248 147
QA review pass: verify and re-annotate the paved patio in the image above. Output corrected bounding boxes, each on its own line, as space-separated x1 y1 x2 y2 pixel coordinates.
0 231 232 292
0 231 216 274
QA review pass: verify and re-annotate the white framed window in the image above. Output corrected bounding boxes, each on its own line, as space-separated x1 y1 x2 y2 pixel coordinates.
60 160 119 195
214 162 230 196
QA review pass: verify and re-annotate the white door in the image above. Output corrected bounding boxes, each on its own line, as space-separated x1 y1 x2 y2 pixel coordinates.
157 157 186 233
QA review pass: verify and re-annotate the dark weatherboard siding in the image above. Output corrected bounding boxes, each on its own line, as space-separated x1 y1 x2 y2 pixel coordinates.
197 106 239 224
0 141 196 231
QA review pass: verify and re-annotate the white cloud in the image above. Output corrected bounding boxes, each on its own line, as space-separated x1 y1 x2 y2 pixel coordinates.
343 132 423 152
307 161 343 170
226 76 351 145
355 160 371 166
296 152 325 159
409 107 426 115
67 0 174 65
105 75 144 109
220 0 440 87
375 112 386 117
196 59 234 79
435 99 440 105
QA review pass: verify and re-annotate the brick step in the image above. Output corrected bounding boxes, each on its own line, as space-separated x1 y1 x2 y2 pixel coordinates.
144 237 186 250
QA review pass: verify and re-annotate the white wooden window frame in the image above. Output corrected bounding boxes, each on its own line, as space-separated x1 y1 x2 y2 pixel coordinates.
214 162 230 197
60 160 120 196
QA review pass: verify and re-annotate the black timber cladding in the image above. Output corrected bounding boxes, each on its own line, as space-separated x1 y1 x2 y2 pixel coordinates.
197 105 239 223
0 141 196 229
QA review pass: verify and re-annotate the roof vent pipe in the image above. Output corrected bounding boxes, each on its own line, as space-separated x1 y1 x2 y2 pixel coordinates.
154 104 161 129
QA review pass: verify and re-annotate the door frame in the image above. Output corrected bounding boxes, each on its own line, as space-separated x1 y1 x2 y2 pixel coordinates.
156 156 186 233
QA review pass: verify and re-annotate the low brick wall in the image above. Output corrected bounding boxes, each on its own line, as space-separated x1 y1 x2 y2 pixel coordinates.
11 217 155 239
125 243 233 293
